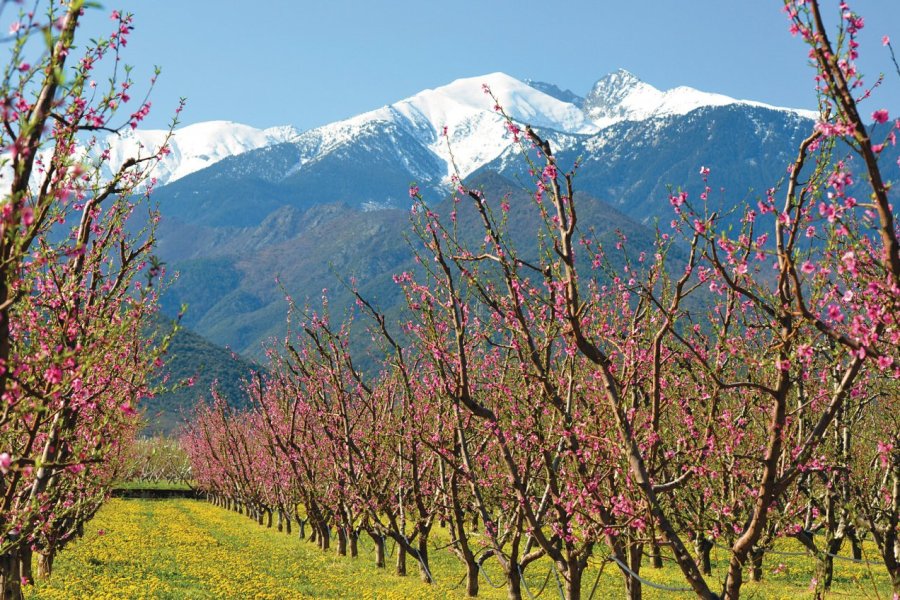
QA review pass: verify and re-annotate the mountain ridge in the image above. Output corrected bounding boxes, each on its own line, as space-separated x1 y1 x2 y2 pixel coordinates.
104 69 818 191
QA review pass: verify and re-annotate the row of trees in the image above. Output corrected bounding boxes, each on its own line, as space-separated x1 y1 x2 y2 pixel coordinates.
121 437 192 486
184 2 898 599
0 2 175 598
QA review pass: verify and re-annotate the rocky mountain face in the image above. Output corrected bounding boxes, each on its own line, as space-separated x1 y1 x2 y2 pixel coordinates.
140 69 836 361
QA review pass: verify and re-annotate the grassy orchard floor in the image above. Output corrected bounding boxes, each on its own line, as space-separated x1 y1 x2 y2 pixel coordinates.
113 481 193 491
25 499 892 599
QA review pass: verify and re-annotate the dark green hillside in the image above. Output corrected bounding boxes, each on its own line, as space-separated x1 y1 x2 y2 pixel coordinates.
145 322 259 435
155 170 669 362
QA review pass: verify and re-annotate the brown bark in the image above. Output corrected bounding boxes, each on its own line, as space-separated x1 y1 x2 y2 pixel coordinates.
417 536 430 583
562 559 584 600
337 528 347 556
371 533 385 568
749 547 764 582
396 543 407 576
35 550 54 581
506 564 522 600
349 529 358 558
695 538 713 576
464 560 478 597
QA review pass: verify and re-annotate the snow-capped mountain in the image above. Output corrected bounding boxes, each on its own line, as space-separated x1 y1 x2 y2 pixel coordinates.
143 68 863 360
286 72 597 184
583 69 817 128
101 121 300 187
124 70 817 198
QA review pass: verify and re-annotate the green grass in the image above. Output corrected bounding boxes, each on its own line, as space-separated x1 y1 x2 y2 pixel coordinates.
113 480 193 491
25 499 894 599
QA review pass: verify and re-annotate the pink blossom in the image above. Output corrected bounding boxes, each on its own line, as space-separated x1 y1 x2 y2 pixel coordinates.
876 441 893 468
801 261 815 274
872 109 890 124
883 35 891 46
0 453 10 474
827 304 845 323
44 365 63 385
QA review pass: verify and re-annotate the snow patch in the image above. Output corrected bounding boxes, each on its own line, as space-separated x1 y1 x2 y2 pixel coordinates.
101 121 301 186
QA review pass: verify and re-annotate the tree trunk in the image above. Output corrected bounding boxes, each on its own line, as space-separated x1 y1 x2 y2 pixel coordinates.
695 538 713 576
464 559 479 597
624 544 642 600
651 540 663 569
372 534 385 568
266 508 273 529
812 553 834 600
417 536 431 583
17 549 31 588
849 531 862 560
277 510 283 533
723 553 744 600
349 529 358 558
506 563 522 600
35 550 54 581
750 547 764 582
396 543 407 576
562 560 583 600
337 527 347 556
0 552 24 600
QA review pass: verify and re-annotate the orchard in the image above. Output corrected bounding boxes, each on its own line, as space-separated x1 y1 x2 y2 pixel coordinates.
2 1 898 600
183 2 900 599
0 0 176 598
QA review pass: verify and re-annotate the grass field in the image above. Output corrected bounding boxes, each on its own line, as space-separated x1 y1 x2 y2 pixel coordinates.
113 481 193 491
25 499 893 599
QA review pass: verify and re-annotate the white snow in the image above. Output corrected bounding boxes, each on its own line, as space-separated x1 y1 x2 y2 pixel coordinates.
585 69 817 127
283 70 817 186
288 72 601 183
90 70 817 192
101 121 300 186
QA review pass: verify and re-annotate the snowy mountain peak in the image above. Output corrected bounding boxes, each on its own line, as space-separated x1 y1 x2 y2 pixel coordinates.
102 120 301 187
583 69 817 128
391 72 596 135
123 70 816 201
591 68 644 94
287 72 599 185
584 69 661 126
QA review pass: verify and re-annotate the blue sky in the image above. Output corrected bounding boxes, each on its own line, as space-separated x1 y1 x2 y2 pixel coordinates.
75 1 900 131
